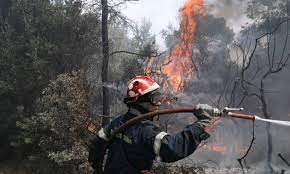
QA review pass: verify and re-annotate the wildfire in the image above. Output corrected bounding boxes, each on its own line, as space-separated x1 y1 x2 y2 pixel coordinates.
143 0 250 157
162 0 205 92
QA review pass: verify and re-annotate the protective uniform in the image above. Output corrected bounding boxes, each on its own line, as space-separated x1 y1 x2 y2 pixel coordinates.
88 108 210 174
88 76 213 174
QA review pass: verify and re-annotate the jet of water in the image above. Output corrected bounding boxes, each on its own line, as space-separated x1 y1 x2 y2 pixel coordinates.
255 116 290 126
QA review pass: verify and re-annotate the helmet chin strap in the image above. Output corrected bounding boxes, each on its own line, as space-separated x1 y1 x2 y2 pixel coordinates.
128 103 155 121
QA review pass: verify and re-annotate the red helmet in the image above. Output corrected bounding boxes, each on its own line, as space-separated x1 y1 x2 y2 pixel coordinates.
126 76 160 102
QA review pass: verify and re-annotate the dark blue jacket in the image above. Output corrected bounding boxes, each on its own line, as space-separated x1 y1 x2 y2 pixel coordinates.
88 111 210 174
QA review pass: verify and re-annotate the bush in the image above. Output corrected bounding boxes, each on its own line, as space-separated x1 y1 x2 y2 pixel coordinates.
17 71 101 174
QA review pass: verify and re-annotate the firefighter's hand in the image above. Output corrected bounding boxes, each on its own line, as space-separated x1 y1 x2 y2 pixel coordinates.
193 104 216 128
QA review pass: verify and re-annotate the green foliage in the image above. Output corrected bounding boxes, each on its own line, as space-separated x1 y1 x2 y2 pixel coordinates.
0 0 102 172
17 71 99 173
246 0 288 21
246 0 289 33
161 23 179 50
0 0 101 103
119 19 158 82
131 18 156 53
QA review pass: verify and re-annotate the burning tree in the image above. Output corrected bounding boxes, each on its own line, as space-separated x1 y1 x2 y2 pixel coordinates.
161 0 205 91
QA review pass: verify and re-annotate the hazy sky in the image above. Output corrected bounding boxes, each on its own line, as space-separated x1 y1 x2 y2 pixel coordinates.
123 0 250 48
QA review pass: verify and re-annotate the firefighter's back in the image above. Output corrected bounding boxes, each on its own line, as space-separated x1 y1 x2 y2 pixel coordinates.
103 112 160 174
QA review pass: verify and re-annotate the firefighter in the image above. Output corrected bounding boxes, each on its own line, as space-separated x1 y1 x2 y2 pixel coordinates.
88 76 216 174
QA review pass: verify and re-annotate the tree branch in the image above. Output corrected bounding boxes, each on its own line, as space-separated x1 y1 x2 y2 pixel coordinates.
278 153 290 167
237 120 256 174
109 50 165 57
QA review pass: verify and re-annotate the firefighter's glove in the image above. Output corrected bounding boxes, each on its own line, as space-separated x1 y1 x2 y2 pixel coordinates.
194 104 217 128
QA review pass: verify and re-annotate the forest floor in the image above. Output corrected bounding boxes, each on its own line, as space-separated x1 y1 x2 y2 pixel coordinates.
153 165 244 174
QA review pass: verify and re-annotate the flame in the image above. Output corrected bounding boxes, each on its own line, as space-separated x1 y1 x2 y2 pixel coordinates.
162 0 205 92
198 142 227 154
203 118 228 154
200 118 248 155
203 142 248 154
145 1 248 156
208 143 227 153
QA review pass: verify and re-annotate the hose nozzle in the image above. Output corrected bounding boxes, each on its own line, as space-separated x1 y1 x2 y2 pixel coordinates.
223 107 244 113
212 107 244 117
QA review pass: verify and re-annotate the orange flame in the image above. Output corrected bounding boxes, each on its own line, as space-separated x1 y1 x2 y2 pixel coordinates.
202 142 248 154
162 0 205 92
198 141 227 154
204 118 228 153
208 143 227 153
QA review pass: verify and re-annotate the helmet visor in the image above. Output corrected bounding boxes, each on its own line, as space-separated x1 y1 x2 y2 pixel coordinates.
138 91 162 106
149 92 162 106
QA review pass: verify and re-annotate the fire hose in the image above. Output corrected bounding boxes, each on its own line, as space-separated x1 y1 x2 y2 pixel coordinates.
107 107 251 142
89 106 253 174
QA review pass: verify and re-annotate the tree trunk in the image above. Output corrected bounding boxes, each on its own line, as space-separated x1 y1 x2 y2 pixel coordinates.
261 79 274 173
265 122 273 173
101 0 110 126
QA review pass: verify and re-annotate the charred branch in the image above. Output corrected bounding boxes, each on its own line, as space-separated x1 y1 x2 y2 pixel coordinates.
278 153 290 167
109 50 165 58
229 17 290 174
237 120 256 174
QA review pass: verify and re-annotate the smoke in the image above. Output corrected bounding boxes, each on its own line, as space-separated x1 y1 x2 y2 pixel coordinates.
156 1 290 172
205 0 251 32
